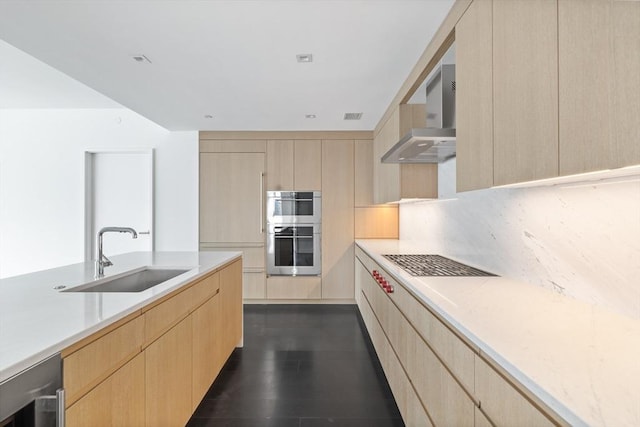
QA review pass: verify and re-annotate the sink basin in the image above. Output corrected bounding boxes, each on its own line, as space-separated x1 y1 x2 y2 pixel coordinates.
64 267 191 293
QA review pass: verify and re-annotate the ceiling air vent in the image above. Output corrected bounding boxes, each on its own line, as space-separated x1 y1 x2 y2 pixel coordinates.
343 112 362 120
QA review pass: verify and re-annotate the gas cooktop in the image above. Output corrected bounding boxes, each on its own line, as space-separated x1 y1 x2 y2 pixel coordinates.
382 254 496 277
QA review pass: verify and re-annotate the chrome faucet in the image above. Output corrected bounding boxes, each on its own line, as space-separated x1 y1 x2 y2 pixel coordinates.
95 227 138 278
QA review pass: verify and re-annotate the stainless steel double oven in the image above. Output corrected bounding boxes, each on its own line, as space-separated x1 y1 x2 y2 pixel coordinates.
266 191 321 276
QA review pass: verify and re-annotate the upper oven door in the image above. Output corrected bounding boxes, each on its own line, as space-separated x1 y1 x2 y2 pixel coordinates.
266 191 321 224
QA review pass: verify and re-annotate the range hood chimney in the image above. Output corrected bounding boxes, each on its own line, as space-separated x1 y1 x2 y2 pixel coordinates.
381 64 456 164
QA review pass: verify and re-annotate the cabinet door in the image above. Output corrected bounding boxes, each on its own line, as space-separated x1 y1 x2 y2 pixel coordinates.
200 152 265 243
612 0 640 168
354 139 373 206
456 0 494 191
321 140 354 299
66 353 145 427
493 0 558 185
559 0 616 175
475 356 555 426
145 317 193 427
219 259 243 356
266 140 294 190
294 140 322 190
192 293 221 409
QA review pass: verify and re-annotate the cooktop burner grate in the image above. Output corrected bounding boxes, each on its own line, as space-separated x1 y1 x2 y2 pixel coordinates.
382 254 496 277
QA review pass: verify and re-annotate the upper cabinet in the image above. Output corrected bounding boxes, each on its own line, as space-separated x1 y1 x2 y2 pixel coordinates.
455 0 493 192
372 104 438 204
200 143 265 243
266 139 322 191
455 0 640 191
558 0 640 174
493 0 559 186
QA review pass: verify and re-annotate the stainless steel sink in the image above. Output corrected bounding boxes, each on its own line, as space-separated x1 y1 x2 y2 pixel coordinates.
63 267 191 293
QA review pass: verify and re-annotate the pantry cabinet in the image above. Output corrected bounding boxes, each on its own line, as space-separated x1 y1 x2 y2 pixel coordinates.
321 139 354 299
200 138 266 299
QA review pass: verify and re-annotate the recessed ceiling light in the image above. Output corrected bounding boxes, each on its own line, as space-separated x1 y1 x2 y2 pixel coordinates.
296 54 313 63
131 54 152 64
204 115 213 119
343 112 363 120
418 143 428 147
305 114 316 119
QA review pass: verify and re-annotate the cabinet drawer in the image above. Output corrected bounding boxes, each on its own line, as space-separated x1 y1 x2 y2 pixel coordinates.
388 275 475 395
63 315 143 406
191 271 220 309
143 286 194 346
266 276 321 299
475 356 555 426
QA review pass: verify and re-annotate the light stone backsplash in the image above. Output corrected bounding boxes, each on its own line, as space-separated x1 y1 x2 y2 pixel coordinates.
399 166 640 319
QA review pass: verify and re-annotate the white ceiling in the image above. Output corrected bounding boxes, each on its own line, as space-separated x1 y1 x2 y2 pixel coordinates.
0 0 454 131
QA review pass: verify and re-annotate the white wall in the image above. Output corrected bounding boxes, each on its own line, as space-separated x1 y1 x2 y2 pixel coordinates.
399 170 640 319
0 108 198 278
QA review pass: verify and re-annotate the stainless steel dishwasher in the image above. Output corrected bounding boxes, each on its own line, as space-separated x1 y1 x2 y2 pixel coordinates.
0 354 64 427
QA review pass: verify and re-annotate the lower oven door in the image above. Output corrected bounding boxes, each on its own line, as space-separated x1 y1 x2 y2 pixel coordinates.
267 223 321 276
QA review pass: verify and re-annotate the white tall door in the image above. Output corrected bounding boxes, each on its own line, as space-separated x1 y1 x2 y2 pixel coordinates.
85 150 153 261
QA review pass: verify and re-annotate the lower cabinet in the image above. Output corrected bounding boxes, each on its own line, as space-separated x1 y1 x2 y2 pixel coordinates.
62 259 243 426
475 357 555 427
192 293 221 408
355 250 562 426
66 353 145 427
145 317 193 427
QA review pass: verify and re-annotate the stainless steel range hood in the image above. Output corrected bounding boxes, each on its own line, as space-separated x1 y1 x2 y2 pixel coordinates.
382 64 456 164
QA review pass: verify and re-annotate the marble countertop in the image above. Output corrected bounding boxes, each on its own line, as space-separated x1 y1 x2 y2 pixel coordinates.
0 251 241 383
356 239 640 427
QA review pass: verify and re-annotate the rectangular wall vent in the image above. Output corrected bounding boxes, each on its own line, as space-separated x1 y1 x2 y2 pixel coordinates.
343 112 363 120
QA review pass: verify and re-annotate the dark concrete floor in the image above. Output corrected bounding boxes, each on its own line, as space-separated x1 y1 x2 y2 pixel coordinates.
187 304 404 427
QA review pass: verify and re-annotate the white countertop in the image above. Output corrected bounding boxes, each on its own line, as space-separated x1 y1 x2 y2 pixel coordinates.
0 251 241 383
356 239 640 427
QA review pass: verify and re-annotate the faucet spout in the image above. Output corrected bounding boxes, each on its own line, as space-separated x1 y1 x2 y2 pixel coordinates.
95 227 138 278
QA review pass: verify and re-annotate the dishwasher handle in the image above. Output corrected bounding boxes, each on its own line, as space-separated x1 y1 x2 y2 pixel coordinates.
34 388 64 427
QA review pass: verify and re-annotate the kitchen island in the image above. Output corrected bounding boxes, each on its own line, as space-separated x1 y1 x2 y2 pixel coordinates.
0 251 242 425
356 239 640 427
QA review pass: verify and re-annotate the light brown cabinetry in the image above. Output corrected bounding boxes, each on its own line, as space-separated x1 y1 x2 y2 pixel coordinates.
199 151 265 243
294 140 322 190
145 316 193 427
475 357 555 426
456 0 493 191
200 139 266 299
266 139 322 191
192 272 221 408
493 0 559 185
355 247 563 426
454 0 639 190
321 140 354 299
558 0 640 174
266 140 294 190
373 104 437 203
62 261 242 426
66 353 145 427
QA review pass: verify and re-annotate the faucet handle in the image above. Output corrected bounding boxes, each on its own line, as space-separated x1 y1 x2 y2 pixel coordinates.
101 253 113 267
